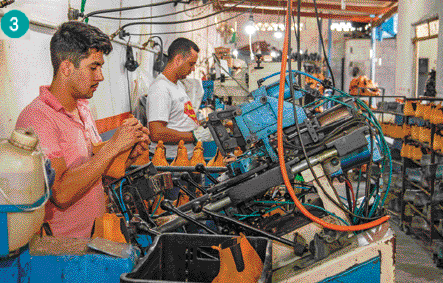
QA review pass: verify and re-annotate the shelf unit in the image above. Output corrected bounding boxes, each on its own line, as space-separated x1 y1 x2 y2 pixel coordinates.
398 97 443 246
341 94 443 249
352 94 406 224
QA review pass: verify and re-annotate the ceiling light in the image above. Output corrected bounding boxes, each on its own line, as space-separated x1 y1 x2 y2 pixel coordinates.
233 49 239 58
245 14 256 35
271 51 277 58
274 27 283 39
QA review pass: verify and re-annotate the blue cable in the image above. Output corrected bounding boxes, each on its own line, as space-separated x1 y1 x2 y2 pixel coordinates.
294 186 313 190
151 193 163 217
119 178 130 222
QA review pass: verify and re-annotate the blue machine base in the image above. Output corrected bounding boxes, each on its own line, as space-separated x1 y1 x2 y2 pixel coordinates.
319 256 381 283
0 247 137 283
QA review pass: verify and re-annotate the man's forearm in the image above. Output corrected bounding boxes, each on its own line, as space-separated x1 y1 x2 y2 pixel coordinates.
151 127 195 144
51 142 119 208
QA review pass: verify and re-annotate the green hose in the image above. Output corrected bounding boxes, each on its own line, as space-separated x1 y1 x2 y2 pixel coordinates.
81 0 88 23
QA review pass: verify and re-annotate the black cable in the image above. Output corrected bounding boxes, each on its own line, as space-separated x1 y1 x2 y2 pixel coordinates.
286 3 380 221
297 0 302 88
129 11 248 37
89 0 214 21
312 0 335 91
364 119 375 217
83 0 173 20
0 0 14 8
116 0 248 33
126 69 132 113
126 38 133 113
146 36 163 49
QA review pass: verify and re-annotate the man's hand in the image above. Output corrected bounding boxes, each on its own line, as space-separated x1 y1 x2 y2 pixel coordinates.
128 126 151 160
109 118 148 154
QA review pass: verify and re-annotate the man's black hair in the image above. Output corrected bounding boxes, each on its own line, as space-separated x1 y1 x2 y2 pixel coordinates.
50 21 113 76
167 37 199 62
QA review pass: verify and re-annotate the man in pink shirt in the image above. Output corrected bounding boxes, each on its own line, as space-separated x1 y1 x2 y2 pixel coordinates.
15 21 150 238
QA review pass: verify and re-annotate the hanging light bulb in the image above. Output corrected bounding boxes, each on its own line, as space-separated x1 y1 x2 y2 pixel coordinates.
233 49 239 58
274 27 283 39
271 50 277 58
244 14 256 35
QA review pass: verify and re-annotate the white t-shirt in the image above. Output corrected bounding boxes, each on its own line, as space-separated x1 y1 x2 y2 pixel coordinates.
147 73 199 159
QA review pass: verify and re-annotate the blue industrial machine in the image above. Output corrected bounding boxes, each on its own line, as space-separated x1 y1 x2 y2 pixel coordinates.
1 71 393 283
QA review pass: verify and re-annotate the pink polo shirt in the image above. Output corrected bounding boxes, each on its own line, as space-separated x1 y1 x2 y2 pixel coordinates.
15 86 105 238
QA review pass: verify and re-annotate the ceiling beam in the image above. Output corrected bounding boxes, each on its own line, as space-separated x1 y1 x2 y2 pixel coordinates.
219 7 374 23
219 0 389 15
371 4 398 27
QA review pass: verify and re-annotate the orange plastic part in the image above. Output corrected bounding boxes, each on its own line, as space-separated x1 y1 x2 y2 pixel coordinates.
132 150 150 166
190 141 206 166
170 140 190 166
151 140 169 166
93 141 131 179
211 233 263 283
276 0 389 232
207 149 226 167
92 213 127 243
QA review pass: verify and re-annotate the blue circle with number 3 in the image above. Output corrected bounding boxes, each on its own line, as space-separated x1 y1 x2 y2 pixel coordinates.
1 10 29 38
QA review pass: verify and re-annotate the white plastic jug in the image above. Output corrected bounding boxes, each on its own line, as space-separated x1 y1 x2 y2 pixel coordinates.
0 128 48 252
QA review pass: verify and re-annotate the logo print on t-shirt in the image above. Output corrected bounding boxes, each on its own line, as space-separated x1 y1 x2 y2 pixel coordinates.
184 101 198 124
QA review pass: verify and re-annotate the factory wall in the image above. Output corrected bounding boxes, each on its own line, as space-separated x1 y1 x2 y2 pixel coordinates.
175 4 222 79
0 0 220 138
396 0 442 97
343 38 396 97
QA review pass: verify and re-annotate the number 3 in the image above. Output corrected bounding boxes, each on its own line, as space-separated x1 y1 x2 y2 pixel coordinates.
10 17 18 32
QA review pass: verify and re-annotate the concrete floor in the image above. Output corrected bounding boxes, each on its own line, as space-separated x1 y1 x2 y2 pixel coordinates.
390 220 443 282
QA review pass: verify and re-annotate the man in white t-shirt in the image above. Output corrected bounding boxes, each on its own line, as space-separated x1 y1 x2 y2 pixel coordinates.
146 38 201 159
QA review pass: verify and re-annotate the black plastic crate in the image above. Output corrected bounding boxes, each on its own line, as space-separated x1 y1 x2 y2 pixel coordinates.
120 233 272 283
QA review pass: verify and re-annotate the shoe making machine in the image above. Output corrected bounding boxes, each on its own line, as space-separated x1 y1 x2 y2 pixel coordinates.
1 71 395 282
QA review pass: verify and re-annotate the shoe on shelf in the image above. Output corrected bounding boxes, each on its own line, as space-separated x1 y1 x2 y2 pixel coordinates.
415 102 425 118
423 104 432 121
433 134 442 152
412 145 423 161
434 107 443 124
411 125 420 140
403 100 415 116
403 124 411 137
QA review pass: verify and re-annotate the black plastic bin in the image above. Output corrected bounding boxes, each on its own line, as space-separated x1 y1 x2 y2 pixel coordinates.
120 233 272 283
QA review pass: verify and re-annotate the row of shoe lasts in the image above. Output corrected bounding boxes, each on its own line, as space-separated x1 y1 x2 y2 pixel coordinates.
380 122 433 144
411 125 432 143
380 123 408 139
403 101 443 124
151 140 243 167
400 143 423 161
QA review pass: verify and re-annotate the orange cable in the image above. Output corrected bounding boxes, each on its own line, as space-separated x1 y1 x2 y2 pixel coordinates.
276 0 389 231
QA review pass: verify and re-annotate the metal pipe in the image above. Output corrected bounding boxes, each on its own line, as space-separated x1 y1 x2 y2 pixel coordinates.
23 16 155 53
203 208 296 247
155 197 232 233
155 165 227 173
327 19 332 78
290 149 337 175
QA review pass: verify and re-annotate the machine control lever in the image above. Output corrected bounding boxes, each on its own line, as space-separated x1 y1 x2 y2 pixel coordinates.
160 200 218 234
